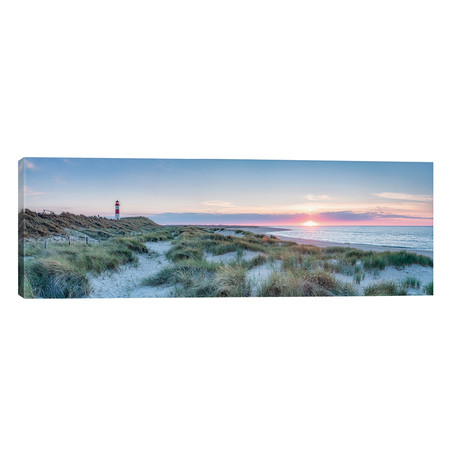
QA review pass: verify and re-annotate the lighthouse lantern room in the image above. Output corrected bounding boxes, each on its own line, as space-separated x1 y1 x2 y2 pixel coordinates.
115 200 120 220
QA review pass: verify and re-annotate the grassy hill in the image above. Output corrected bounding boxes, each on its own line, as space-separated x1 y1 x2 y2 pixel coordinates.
19 209 160 239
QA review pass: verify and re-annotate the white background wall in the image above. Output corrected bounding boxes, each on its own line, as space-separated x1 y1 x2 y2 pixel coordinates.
1 1 459 459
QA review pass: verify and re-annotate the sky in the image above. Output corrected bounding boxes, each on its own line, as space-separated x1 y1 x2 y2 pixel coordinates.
19 158 433 226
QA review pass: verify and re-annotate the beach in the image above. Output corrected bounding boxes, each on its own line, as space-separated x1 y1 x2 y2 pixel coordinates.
20 216 434 298
230 226 433 259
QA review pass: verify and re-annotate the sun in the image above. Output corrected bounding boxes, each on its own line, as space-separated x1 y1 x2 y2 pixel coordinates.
303 220 318 227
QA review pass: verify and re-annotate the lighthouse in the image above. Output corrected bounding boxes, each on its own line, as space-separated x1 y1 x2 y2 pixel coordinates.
115 200 120 220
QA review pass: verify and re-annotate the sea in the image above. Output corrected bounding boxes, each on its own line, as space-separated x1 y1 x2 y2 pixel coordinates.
267 226 433 251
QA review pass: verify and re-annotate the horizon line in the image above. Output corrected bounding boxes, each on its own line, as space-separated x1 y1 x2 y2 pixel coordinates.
19 208 433 227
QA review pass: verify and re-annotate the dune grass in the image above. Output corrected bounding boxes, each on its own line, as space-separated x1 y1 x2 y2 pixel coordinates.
26 258 90 298
259 268 357 297
401 276 421 289
364 281 407 296
143 258 251 297
140 228 176 242
20 224 433 298
21 235 154 298
19 209 160 239
424 282 434 295
166 242 204 262
239 253 268 270
162 228 272 267
144 259 219 286
362 251 432 270
215 264 251 297
113 237 149 253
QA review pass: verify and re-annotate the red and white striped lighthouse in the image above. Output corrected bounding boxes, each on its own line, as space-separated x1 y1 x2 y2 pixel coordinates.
115 200 120 220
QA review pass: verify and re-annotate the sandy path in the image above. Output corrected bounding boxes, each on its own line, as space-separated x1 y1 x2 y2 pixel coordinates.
247 260 283 296
87 241 174 298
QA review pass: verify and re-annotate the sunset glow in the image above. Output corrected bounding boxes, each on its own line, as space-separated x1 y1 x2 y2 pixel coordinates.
19 159 433 227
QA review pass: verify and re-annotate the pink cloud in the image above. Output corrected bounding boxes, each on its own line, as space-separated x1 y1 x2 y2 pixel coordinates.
24 160 37 170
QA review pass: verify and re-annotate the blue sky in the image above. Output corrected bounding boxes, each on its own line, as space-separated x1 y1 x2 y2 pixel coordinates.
19 158 433 226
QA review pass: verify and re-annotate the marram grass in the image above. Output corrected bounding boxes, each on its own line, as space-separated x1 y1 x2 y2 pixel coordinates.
21 236 149 298
20 225 433 298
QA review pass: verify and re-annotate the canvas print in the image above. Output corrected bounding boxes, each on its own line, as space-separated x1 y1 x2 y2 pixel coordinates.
18 158 433 298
